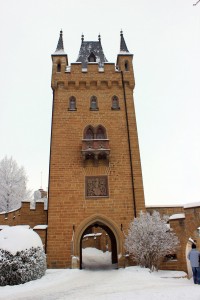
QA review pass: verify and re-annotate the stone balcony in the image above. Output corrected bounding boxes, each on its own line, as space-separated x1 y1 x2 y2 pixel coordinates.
81 139 110 164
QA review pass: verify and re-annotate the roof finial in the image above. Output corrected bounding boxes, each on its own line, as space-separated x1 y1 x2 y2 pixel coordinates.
81 33 84 42
98 33 101 42
120 30 129 53
55 29 64 52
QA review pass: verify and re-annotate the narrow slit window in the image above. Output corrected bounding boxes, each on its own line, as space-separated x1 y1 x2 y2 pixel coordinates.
68 96 77 111
111 96 120 110
90 96 98 110
57 63 61 72
125 61 129 71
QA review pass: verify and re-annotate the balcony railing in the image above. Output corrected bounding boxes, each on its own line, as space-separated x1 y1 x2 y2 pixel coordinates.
81 139 110 164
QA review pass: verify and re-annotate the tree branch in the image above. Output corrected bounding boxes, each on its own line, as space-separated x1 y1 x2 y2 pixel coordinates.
193 0 200 6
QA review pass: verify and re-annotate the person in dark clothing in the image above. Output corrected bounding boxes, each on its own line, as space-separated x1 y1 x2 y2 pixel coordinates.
187 243 200 284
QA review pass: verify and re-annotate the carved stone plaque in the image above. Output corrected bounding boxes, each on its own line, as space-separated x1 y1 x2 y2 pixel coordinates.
85 176 108 198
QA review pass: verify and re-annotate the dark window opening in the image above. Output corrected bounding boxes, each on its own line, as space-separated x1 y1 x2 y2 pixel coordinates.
88 52 96 62
125 61 129 71
57 63 61 72
163 254 177 262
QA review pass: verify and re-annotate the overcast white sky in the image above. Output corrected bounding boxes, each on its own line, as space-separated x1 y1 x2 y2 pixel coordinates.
0 0 199 206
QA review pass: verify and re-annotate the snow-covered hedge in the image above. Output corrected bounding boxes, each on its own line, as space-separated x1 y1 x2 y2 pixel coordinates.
0 247 46 286
0 226 46 286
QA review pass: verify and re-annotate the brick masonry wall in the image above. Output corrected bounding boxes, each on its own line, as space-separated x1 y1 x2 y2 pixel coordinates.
47 55 146 268
147 205 200 272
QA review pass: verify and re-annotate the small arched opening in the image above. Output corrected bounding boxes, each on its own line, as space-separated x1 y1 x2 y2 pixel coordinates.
88 52 96 63
57 62 61 72
124 60 129 71
80 221 118 270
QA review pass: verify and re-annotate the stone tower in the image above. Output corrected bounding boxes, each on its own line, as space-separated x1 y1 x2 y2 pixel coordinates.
47 31 145 268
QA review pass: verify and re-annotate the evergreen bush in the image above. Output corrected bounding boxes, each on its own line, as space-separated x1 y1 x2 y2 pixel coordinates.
0 246 46 286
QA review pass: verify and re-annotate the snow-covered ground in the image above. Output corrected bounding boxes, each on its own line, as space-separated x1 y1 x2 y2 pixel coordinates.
0 247 199 300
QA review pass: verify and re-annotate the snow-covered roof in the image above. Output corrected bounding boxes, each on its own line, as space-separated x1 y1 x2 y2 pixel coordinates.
76 40 108 68
118 52 133 56
169 213 185 220
52 30 67 56
146 204 183 208
184 201 200 209
33 225 48 230
53 49 67 55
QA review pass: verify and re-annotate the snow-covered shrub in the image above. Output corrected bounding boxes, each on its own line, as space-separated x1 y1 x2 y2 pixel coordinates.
125 211 179 271
0 226 46 286
0 247 46 286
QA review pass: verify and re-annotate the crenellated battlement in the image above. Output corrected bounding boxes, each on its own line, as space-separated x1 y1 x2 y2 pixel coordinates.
51 63 134 90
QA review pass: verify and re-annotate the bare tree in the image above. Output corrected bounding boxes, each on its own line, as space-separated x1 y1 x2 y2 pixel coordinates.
125 211 179 271
0 156 30 213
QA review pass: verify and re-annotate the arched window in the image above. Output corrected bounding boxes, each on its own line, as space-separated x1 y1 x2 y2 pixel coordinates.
111 96 120 110
124 61 129 71
68 96 76 111
96 126 106 139
90 96 98 110
88 52 96 62
84 126 94 139
57 63 61 72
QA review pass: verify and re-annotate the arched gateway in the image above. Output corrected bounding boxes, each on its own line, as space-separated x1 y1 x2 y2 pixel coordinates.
73 215 123 269
47 31 145 268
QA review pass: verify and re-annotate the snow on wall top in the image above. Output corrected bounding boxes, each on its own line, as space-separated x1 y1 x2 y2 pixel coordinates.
169 213 185 220
146 204 183 208
0 226 43 255
184 201 200 209
76 40 108 68
33 225 48 230
0 204 21 215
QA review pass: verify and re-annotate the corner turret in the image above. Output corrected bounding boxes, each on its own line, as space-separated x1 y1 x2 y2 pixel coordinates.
117 31 133 74
51 30 68 88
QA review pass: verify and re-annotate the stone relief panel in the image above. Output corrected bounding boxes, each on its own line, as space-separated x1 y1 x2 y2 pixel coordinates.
85 176 108 198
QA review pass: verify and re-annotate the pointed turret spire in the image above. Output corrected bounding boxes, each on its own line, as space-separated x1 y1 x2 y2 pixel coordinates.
120 30 129 53
54 30 66 55
56 30 64 51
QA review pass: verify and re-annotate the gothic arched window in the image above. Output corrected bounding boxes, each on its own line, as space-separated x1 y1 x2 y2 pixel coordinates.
68 96 77 111
96 125 106 139
111 96 120 110
90 96 98 111
84 126 94 139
